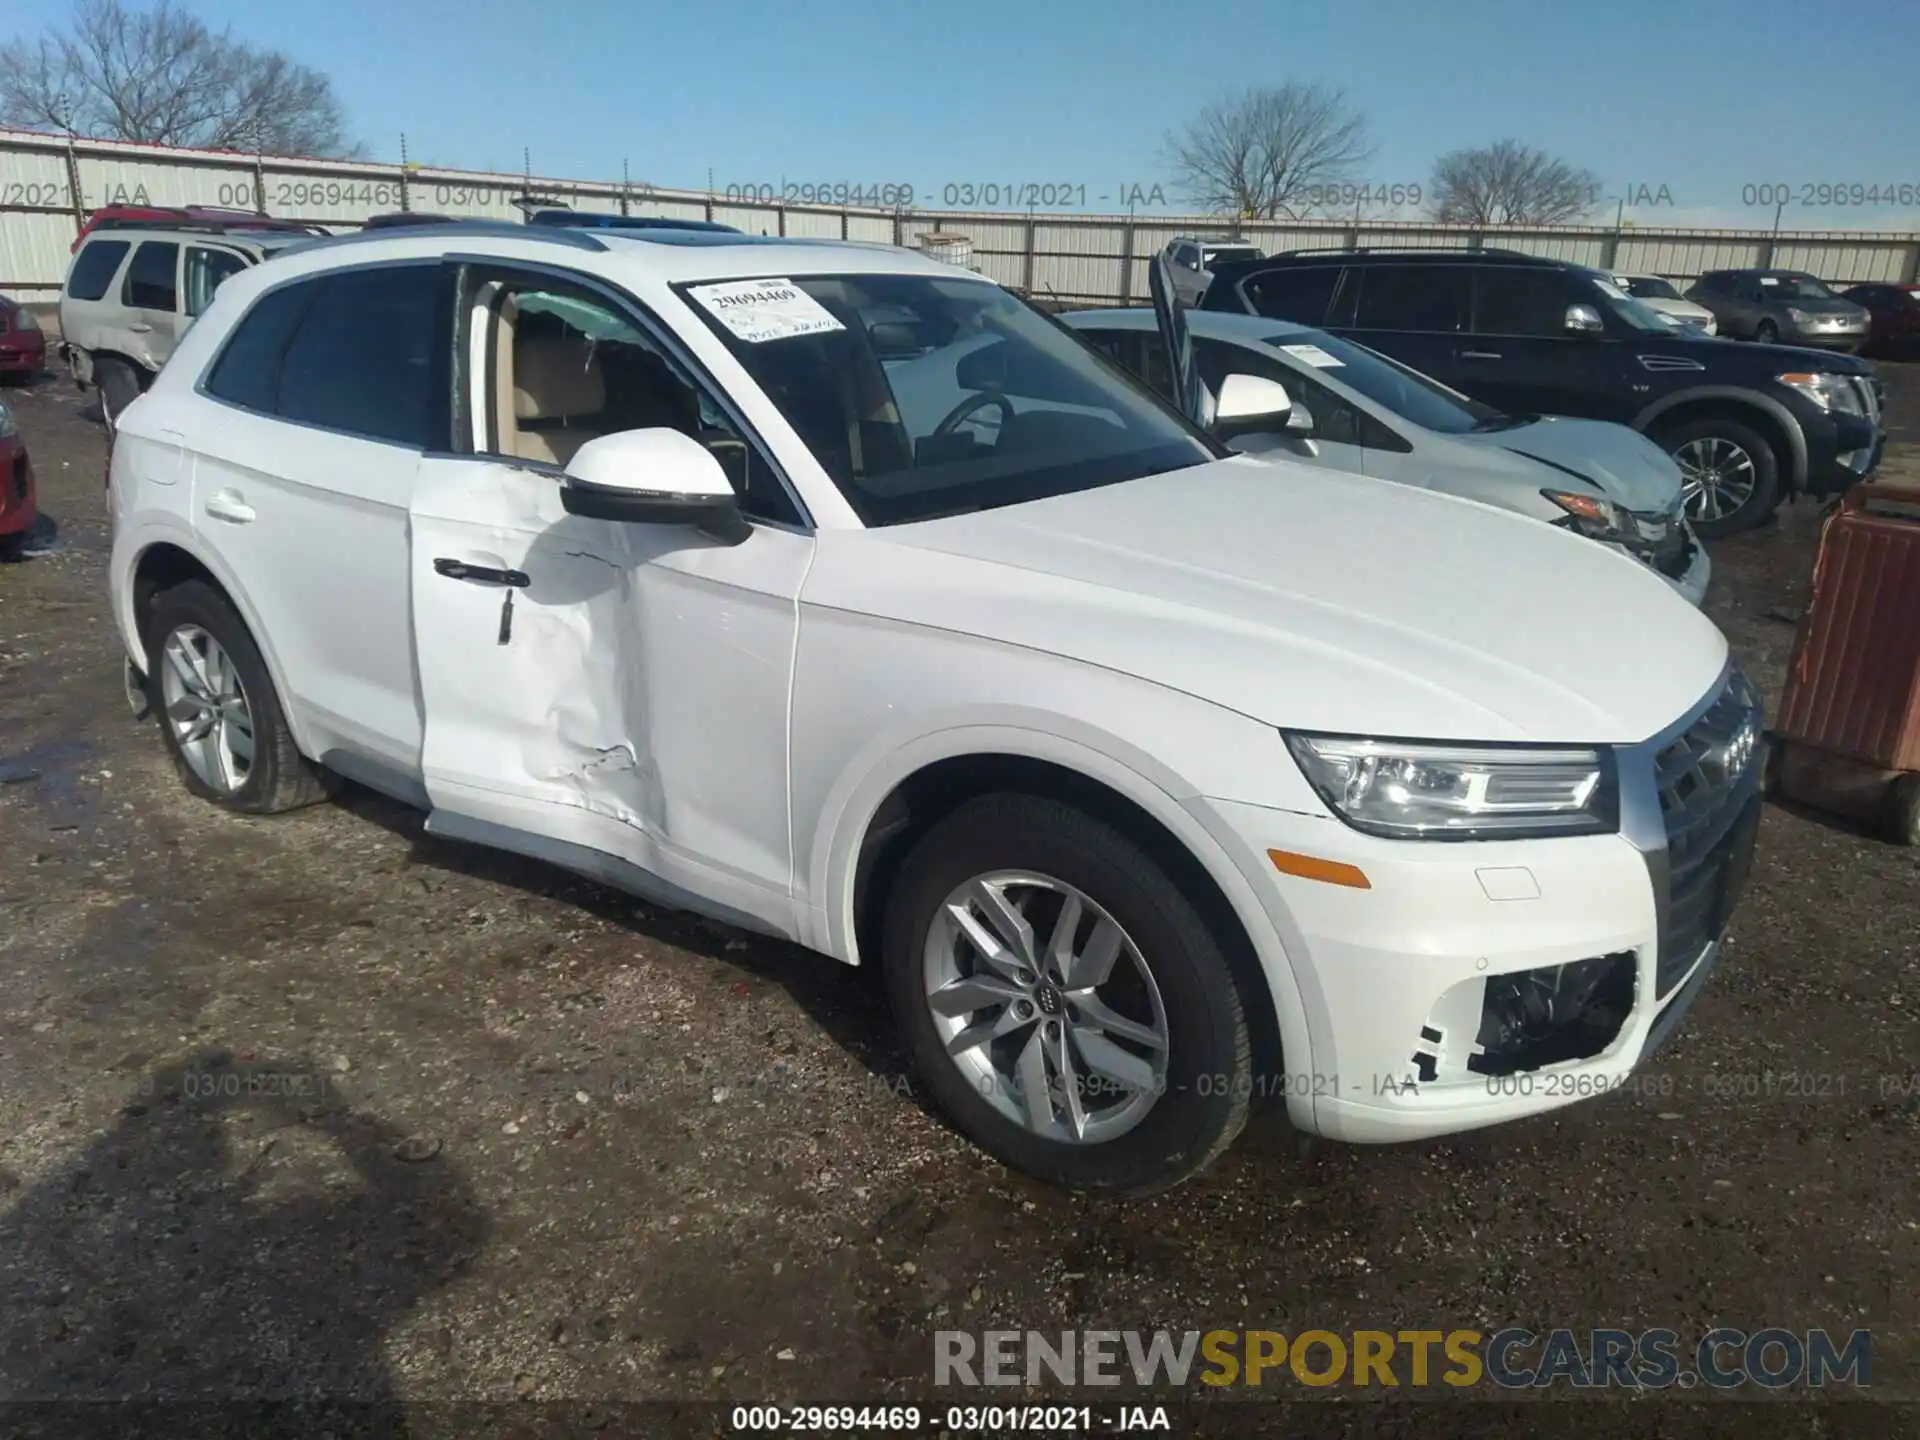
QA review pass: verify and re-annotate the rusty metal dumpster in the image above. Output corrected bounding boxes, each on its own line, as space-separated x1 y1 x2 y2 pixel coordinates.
1773 481 1920 843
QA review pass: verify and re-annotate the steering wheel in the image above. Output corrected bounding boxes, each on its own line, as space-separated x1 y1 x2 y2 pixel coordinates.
933 389 1015 438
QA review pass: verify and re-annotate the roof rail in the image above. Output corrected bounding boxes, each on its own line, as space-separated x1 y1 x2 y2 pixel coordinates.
284 218 608 255
92 216 327 238
1275 244 1539 259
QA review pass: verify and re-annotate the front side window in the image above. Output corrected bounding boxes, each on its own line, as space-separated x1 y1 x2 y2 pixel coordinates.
185 247 250 317
1351 265 1470 333
680 273 1219 527
121 241 179 311
274 264 445 448
1473 268 1577 337
471 273 802 525
67 240 131 302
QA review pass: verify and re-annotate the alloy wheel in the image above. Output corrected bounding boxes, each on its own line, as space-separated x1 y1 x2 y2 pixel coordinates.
922 871 1170 1144
158 624 255 794
1675 436 1758 524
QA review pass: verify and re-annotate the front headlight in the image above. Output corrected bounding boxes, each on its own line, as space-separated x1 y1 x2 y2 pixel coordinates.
1540 488 1629 540
1283 734 1618 840
1777 371 1862 414
0 402 15 440
1787 307 1814 325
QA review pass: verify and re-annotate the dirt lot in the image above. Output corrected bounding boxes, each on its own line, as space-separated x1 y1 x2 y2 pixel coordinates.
1 355 1917 1432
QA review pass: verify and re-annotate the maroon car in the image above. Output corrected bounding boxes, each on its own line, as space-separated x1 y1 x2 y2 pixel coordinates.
0 297 47 380
1842 283 1920 359
0 399 37 560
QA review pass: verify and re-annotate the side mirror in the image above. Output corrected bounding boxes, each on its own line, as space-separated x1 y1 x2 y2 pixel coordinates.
560 428 749 545
1286 399 1315 435
1212 372 1294 438
1565 303 1605 335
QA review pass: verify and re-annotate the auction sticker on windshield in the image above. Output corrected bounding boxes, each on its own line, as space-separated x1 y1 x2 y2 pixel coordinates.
1279 343 1343 368
688 278 846 343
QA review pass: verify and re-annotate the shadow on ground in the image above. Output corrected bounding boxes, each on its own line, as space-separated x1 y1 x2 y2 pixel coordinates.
0 1050 487 1431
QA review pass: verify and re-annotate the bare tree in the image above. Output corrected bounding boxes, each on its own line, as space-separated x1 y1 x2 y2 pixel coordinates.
1164 82 1373 221
0 0 357 157
1428 139 1599 226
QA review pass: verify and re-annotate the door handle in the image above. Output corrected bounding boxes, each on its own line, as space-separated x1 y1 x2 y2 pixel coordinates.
127 322 153 334
203 490 255 524
434 557 531 588
1459 349 1503 360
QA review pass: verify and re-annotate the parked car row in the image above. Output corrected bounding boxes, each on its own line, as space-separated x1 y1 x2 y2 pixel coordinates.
1197 246 1884 536
98 219 1771 1196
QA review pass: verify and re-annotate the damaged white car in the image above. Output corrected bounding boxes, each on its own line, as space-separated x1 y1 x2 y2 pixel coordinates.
107 222 1763 1195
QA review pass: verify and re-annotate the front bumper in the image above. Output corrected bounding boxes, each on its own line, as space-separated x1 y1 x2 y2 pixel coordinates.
1802 407 1883 497
1611 525 1709 607
1198 666 1762 1143
1783 327 1867 352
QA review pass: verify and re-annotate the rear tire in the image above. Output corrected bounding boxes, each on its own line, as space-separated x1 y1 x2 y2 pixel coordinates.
95 357 141 435
144 579 330 814
1660 414 1781 539
882 792 1254 1196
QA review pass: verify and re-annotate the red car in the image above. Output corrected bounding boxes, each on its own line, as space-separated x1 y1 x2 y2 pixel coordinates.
69 204 325 252
0 399 37 560
0 296 46 379
1841 282 1920 359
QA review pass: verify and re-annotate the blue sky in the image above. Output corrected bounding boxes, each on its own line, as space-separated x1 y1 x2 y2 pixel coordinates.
6 0 1919 227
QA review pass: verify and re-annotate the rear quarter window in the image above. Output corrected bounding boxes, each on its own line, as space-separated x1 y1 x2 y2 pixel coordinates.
203 280 318 413
66 240 132 302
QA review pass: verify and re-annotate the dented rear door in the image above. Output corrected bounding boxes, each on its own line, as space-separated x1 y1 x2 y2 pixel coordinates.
408 453 812 938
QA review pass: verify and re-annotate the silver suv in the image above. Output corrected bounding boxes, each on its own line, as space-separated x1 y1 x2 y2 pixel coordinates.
1162 236 1264 307
59 227 308 426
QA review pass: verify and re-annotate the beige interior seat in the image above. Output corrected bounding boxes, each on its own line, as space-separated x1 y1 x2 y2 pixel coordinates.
492 295 609 465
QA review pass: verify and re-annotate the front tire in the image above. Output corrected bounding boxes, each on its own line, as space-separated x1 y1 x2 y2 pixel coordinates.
882 793 1254 1196
1662 414 1781 539
145 579 329 813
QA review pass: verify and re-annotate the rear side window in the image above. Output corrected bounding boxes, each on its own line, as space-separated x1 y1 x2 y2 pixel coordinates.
1473 268 1576 336
185 247 250 317
274 265 445 448
122 242 180 311
1241 267 1340 325
1352 265 1471 332
204 280 317 412
66 240 131 301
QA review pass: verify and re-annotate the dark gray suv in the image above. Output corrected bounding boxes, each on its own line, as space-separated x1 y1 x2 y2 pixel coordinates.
1685 270 1870 352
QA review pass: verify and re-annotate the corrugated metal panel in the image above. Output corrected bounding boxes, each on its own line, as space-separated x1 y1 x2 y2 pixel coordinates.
781 209 844 240
846 215 897 244
969 251 1024 288
1033 253 1126 301
1491 232 1608 265
710 205 777 234
0 211 79 296
629 199 716 223
1038 221 1127 258
1772 241 1906 282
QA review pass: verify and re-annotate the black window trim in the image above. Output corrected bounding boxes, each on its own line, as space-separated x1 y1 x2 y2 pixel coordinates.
193 257 454 454
446 254 815 534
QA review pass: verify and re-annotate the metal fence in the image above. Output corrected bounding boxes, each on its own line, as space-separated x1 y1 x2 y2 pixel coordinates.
6 126 1920 306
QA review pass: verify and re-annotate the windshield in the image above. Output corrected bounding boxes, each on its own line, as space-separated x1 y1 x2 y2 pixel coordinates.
1619 275 1683 302
1261 330 1502 434
1203 247 1262 267
679 273 1219 526
1762 273 1840 301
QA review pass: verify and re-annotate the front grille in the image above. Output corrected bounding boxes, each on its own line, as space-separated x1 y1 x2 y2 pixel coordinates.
1654 670 1764 996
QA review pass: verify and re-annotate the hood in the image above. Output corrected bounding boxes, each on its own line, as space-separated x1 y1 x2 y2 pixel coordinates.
1660 330 1875 376
1465 416 1683 514
811 457 1726 745
1640 296 1713 320
1770 295 1866 317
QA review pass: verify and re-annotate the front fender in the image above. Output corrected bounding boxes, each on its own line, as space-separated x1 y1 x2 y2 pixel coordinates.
1632 385 1809 493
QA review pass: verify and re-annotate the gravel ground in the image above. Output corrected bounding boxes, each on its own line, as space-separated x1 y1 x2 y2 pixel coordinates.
1 355 1917 1433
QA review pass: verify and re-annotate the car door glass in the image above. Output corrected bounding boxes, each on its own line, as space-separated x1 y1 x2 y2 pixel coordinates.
276 264 445 448
1240 268 1339 325
185 247 249 317
488 279 802 525
1191 337 1362 445
1351 265 1469 332
66 240 131 301
121 241 180 311
1473 268 1574 336
203 279 317 412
